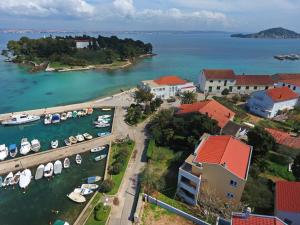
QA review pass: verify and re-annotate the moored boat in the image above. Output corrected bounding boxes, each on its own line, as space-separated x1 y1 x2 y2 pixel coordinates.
87 176 101 184
53 220 70 225
67 192 86 203
97 132 110 138
81 183 99 190
72 111 78 118
2 114 40 125
54 160 63 175
87 107 93 115
10 171 21 185
61 112 68 121
9 144 18 158
31 139 41 152
66 111 73 118
44 162 54 178
0 144 9 160
51 140 59 149
63 158 70 168
35 164 45 180
95 123 110 128
44 114 52 125
83 133 93 140
69 136 77 144
90 146 105 153
76 134 85 142
2 172 13 187
95 154 107 161
20 138 31 155
52 114 61 123
19 169 32 189
75 154 82 165
64 139 71 146
74 188 93 195
0 176 2 188
102 108 111 111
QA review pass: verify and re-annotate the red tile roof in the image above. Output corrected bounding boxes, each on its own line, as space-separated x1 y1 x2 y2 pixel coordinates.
266 87 299 102
194 135 251 179
177 100 235 128
279 78 300 87
265 128 300 149
236 75 274 86
274 73 300 81
276 181 300 213
232 213 287 225
203 69 235 80
153 76 188 85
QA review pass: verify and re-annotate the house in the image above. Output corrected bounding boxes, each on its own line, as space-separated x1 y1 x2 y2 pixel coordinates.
139 76 196 100
177 99 235 129
274 74 300 95
199 69 236 93
75 39 90 49
265 128 300 149
275 181 300 225
233 75 274 94
176 135 252 205
247 87 299 118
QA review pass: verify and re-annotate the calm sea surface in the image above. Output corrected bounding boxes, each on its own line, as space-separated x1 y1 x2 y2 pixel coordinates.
1 31 300 114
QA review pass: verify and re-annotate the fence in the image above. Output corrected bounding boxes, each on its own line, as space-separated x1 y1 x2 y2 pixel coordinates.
143 193 211 225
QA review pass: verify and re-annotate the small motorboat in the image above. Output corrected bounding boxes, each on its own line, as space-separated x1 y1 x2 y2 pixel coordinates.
81 183 99 190
66 111 73 118
64 139 72 146
87 107 93 115
67 192 86 203
31 139 41 152
69 136 77 144
20 138 31 155
77 111 83 117
102 108 111 111
9 144 18 158
76 134 85 142
75 154 82 165
97 132 110 138
90 146 105 153
98 115 111 119
54 160 62 175
44 162 54 178
10 171 21 185
64 158 70 168
2 114 40 125
81 109 88 116
72 111 78 118
0 176 2 188
52 113 61 123
54 220 70 225
35 164 45 180
83 133 93 140
61 112 68 121
2 172 13 187
95 123 110 128
0 144 9 160
95 154 107 162
74 188 93 196
87 176 101 184
51 140 59 149
44 114 52 125
19 169 32 189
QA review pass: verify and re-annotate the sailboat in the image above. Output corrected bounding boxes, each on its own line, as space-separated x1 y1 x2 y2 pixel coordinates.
75 154 82 165
19 169 32 189
2 172 13 187
35 164 45 180
0 144 9 160
9 144 18 158
54 160 62 175
20 138 31 155
63 158 70 168
44 162 54 178
10 171 21 185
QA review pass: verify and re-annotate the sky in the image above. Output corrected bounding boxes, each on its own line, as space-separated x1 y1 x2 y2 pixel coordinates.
0 0 300 32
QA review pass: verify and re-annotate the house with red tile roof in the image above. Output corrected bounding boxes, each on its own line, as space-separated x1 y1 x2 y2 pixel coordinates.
75 39 90 48
247 87 299 118
274 74 300 95
234 75 274 94
265 128 300 149
177 99 235 129
275 181 300 225
140 75 196 99
176 135 252 205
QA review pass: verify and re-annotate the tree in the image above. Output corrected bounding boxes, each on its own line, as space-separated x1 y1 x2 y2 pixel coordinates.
180 91 197 104
292 153 300 180
221 88 230 96
247 126 278 162
99 179 115 193
134 87 154 104
140 165 166 194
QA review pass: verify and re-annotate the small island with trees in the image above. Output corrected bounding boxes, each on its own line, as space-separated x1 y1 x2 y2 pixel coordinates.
1 35 153 72
231 27 300 39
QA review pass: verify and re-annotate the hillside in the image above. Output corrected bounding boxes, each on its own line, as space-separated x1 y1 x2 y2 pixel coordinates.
231 27 300 39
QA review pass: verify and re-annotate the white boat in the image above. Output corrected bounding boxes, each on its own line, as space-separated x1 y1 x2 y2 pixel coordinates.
95 154 107 161
35 164 45 180
10 171 21 185
0 144 8 160
0 176 2 188
95 123 110 128
72 111 78 118
61 112 68 121
69 136 77 144
90 146 105 153
81 183 99 190
44 114 52 125
51 140 59 149
76 134 85 142
67 192 86 203
44 162 54 178
54 160 63 175
52 114 61 123
98 115 111 119
66 111 73 118
83 133 93 140
2 172 13 187
2 114 40 125
97 132 110 138
102 108 111 111
31 139 41 152
9 144 18 158
64 139 72 146
20 138 31 155
87 176 101 184
64 158 70 168
74 188 93 195
87 107 93 115
75 154 82 165
54 220 70 225
19 169 32 189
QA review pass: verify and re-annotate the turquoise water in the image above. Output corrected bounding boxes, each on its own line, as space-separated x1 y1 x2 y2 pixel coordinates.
0 108 113 159
1 32 300 114
0 150 108 225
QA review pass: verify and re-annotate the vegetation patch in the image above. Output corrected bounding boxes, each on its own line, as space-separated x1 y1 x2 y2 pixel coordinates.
85 201 111 225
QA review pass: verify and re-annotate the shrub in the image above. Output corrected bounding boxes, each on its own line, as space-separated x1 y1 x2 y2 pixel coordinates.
231 95 240 103
110 162 122 175
99 179 115 193
221 88 229 95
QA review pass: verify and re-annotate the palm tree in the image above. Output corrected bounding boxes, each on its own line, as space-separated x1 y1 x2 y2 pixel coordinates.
180 91 197 104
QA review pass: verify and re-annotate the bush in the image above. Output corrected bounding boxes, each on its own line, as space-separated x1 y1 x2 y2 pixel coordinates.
221 88 229 95
99 179 115 193
110 162 122 175
94 203 110 221
231 95 240 103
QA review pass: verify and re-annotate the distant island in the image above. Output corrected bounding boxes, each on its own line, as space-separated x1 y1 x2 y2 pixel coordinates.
1 35 153 72
231 27 300 39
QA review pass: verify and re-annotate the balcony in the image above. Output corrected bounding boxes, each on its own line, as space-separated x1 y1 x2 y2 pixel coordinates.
177 189 197 205
179 181 197 195
179 163 201 184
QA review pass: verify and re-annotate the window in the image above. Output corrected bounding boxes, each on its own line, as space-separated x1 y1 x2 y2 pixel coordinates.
208 86 212 92
237 86 241 90
229 86 233 92
219 80 221 83
246 86 249 90
283 218 293 225
288 84 291 88
265 86 269 90
293 86 296 90
254 86 257 90
230 180 238 187
217 86 221 90
224 80 227 86
210 80 213 83
226 192 234 199
283 83 286 86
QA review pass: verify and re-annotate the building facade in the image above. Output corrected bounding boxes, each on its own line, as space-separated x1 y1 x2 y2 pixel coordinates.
176 135 252 206
233 75 274 94
247 87 299 118
140 76 196 100
75 40 90 49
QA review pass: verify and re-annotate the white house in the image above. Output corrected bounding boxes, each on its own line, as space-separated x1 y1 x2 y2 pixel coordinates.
275 181 300 225
247 87 299 118
139 76 196 100
233 75 274 94
75 40 90 49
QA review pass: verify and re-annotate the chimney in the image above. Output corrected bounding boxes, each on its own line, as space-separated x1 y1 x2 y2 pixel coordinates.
221 162 227 168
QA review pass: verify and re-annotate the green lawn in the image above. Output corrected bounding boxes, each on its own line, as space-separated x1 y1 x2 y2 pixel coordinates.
107 140 135 195
49 61 70 69
85 202 111 225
